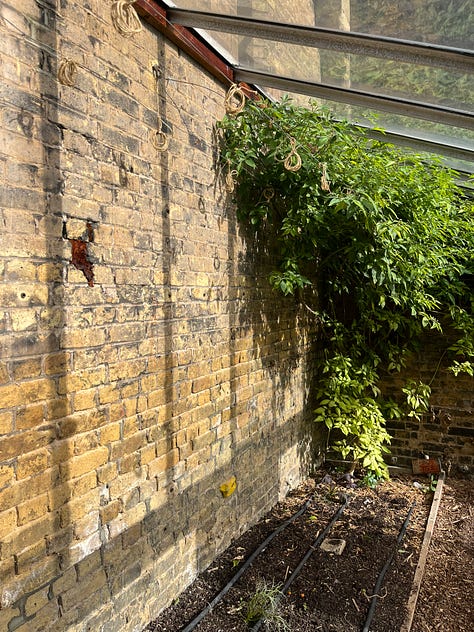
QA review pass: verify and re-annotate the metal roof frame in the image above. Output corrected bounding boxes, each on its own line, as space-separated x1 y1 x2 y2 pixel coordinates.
234 67 474 130
144 2 474 171
167 9 474 74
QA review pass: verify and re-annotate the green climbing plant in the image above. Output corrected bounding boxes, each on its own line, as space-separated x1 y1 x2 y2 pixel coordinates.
218 96 474 477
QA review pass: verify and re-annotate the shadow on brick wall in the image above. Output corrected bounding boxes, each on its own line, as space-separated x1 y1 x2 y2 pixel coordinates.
1 9 324 632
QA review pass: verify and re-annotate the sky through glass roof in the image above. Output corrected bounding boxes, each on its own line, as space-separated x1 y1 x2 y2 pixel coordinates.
161 0 474 173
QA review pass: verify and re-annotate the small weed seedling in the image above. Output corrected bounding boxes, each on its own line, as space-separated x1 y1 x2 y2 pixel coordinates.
360 471 382 489
243 578 289 630
429 475 438 492
323 482 340 502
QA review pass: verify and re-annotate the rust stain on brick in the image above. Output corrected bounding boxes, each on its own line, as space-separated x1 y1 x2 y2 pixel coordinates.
70 239 94 286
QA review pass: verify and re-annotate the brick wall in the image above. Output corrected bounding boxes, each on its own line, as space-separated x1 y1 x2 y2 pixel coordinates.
383 333 474 473
0 2 322 631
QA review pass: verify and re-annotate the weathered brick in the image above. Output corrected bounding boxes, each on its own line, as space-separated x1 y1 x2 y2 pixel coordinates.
16 599 61 631
99 499 122 524
43 352 71 375
97 461 118 484
0 464 14 488
15 403 45 430
60 328 107 349
0 606 21 631
15 538 47 574
17 492 49 525
0 283 48 307
0 1 339 629
0 428 53 460
0 383 21 409
24 585 50 616
0 411 13 435
1 514 60 567
10 308 37 332
59 488 101 526
73 388 98 412
37 262 63 282
11 357 42 380
62 446 109 480
74 510 100 540
57 409 107 439
51 566 77 596
74 431 100 455
0 506 17 539
19 378 57 404
58 367 107 395
0 361 9 385
17 448 51 479
110 430 147 460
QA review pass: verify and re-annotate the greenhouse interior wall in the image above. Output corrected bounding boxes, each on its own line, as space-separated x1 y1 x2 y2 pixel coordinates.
383 335 474 473
0 2 472 632
0 2 321 630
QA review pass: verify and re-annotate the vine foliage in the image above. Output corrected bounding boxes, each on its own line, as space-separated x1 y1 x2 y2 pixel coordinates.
219 97 474 477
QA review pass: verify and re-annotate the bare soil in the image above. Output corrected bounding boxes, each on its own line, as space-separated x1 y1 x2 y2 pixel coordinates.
145 470 473 632
411 477 473 632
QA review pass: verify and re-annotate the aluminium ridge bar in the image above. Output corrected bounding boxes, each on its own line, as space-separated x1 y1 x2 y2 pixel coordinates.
167 9 474 74
234 68 474 130
361 129 474 167
363 129 474 165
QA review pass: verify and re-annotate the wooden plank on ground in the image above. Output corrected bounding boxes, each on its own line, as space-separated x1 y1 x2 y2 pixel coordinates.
400 471 446 632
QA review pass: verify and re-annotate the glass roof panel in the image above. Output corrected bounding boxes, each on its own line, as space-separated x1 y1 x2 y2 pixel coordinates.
163 1 474 172
254 85 474 158
166 0 473 48
211 36 472 111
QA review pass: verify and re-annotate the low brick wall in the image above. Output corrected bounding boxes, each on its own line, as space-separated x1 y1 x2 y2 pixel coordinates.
384 335 474 473
0 2 322 630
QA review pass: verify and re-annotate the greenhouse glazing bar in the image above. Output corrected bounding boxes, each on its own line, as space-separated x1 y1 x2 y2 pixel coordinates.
234 68 474 130
361 129 474 165
167 9 474 74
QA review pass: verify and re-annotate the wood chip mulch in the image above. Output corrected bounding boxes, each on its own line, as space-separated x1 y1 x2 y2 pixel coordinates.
145 472 473 632
411 478 473 632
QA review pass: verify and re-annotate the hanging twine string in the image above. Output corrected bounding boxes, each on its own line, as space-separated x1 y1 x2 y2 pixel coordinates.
320 162 331 191
150 63 170 152
111 1 142 37
58 59 78 86
224 83 246 116
283 137 302 172
151 117 169 152
225 161 237 192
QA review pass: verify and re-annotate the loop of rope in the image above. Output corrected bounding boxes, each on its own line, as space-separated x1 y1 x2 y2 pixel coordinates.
58 59 78 86
151 118 169 151
225 161 237 192
111 1 142 37
224 83 246 117
151 67 171 151
320 162 331 191
284 137 302 172
262 187 275 203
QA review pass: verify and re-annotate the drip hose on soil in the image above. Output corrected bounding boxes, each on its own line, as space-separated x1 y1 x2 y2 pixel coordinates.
252 495 349 632
361 501 416 632
180 494 316 632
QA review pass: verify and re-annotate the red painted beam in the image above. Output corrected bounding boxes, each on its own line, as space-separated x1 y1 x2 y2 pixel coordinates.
134 0 234 85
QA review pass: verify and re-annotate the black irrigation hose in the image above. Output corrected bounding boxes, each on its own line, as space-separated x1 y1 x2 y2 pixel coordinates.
180 493 316 632
252 495 349 632
361 500 416 632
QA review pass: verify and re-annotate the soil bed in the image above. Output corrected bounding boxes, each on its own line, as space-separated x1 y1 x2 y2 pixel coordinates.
411 477 473 632
145 470 472 632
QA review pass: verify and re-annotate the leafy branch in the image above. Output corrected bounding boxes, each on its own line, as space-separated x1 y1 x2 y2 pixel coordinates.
218 96 474 477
